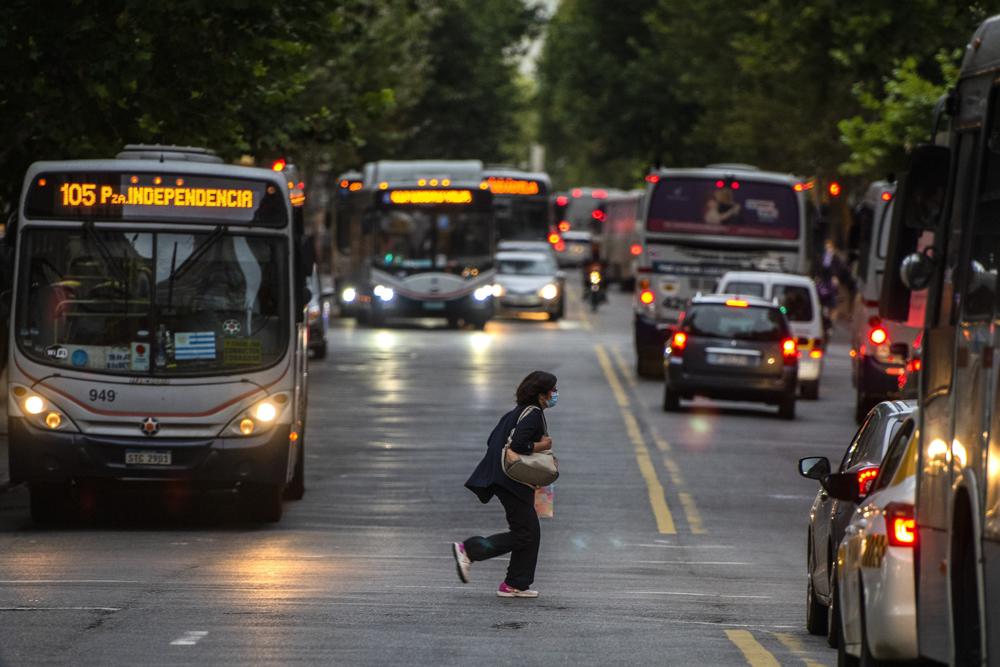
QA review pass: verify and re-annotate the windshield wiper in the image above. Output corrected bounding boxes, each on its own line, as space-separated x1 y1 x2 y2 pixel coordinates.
164 225 225 310
82 220 129 295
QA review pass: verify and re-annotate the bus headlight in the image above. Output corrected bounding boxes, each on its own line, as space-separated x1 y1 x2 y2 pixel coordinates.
225 393 289 437
342 287 357 304
374 285 395 302
539 284 559 300
473 285 494 301
492 284 504 297
11 386 77 432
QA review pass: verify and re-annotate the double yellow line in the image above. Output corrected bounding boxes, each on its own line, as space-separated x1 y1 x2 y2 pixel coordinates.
596 344 698 535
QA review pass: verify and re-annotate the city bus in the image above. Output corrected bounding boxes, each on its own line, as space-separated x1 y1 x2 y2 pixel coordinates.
334 160 497 329
6 145 310 523
879 15 1000 664
484 166 551 242
598 189 643 289
633 165 814 377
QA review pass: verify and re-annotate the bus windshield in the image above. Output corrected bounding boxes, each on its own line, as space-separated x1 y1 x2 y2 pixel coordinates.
374 206 493 273
16 228 288 376
495 198 549 241
647 177 800 240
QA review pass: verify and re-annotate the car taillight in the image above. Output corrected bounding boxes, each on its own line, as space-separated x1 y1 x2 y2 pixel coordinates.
869 327 888 345
630 244 642 256
670 332 687 355
885 502 916 547
548 232 561 245
856 466 879 497
781 338 798 365
639 289 655 305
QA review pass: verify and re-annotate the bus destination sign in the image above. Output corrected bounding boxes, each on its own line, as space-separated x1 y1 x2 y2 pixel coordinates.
24 172 288 226
487 177 543 196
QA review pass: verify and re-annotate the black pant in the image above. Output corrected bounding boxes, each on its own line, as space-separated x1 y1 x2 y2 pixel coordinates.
463 485 540 590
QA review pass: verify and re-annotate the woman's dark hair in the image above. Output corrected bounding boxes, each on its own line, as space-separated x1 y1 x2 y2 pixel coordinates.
516 370 557 406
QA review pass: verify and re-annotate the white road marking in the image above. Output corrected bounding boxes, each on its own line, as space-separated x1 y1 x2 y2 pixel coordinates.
0 580 141 585
0 607 121 612
635 560 751 565
170 631 209 646
768 494 815 500
626 543 735 549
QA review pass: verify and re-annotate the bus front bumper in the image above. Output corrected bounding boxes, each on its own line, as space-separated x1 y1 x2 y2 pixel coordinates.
374 293 494 320
8 418 291 488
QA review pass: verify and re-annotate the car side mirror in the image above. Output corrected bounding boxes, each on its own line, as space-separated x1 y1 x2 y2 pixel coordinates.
798 456 830 480
820 472 861 503
900 251 935 291
890 343 909 359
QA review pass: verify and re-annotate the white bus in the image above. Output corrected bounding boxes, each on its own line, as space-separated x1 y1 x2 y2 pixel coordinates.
633 165 814 377
6 145 310 523
335 160 497 329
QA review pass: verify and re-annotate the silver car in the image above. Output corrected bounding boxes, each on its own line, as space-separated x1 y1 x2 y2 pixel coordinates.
494 251 564 320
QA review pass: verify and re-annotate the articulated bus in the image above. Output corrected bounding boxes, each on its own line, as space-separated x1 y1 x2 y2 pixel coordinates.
485 166 552 242
633 165 813 377
335 160 497 328
880 15 1000 664
6 145 310 523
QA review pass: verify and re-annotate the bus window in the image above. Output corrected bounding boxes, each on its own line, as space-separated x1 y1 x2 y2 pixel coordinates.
773 284 814 322
723 281 765 297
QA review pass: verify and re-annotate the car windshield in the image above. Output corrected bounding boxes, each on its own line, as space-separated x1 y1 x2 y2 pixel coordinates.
723 281 765 297
684 304 787 341
499 256 555 276
774 284 814 322
374 205 493 274
16 228 288 376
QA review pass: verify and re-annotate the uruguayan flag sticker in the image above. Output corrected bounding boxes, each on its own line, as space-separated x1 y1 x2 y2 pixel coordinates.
174 332 216 360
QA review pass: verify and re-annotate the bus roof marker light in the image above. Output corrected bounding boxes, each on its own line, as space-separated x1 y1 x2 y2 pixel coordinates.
730 181 740 190
715 180 725 189
794 183 804 192
38 178 47 187
558 221 571 232
442 179 450 186
479 182 489 190
418 179 427 186
130 176 139 184
271 158 286 172
430 179 439 186
176 178 184 186
379 182 388 190
881 191 893 201
828 182 842 197
153 176 162 185
645 174 660 184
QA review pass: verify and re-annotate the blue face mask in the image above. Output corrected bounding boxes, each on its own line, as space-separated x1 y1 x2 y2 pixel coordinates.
547 391 559 408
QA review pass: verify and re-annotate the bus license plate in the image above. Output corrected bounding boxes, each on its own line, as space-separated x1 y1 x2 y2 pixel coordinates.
707 353 751 367
423 301 445 311
125 451 172 466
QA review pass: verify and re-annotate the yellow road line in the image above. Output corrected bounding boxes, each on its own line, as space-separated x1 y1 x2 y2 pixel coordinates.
725 630 781 667
595 345 676 534
773 632 828 667
678 492 706 535
610 346 637 389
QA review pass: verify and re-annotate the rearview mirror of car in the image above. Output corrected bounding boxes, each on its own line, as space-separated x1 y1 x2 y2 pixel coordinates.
798 456 830 480
819 471 861 503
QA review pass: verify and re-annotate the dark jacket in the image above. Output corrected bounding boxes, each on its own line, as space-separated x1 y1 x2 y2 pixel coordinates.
465 404 546 504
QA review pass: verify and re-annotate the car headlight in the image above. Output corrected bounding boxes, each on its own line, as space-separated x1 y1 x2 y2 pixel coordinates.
373 285 395 302
11 385 77 432
342 287 357 304
473 285 494 301
224 393 289 437
539 284 559 300
492 284 504 297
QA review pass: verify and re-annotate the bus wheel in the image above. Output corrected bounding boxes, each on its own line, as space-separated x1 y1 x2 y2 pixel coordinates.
951 497 983 665
29 483 68 524
285 443 305 501
241 483 284 523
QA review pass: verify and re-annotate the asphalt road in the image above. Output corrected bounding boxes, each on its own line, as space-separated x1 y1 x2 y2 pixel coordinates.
0 279 860 666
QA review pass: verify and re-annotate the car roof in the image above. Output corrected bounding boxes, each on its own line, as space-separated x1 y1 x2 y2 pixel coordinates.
496 250 555 263
719 271 815 288
690 293 778 308
870 399 917 419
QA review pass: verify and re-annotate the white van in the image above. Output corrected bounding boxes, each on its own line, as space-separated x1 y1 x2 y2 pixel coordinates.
716 271 825 399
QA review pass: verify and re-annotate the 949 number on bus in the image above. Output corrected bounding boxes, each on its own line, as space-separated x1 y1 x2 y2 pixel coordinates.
89 389 116 403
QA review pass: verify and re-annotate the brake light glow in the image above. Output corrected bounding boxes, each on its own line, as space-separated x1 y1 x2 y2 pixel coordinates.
645 174 660 183
554 241 566 252
869 327 888 345
730 181 740 190
630 244 643 256
639 290 655 305
725 299 748 308
592 210 606 221
671 332 687 352
558 220 571 232
556 195 568 207
881 191 893 202
857 466 879 496
715 180 725 188
572 188 583 198
548 233 561 245
592 189 608 199
809 349 823 359
781 338 797 356
886 503 916 547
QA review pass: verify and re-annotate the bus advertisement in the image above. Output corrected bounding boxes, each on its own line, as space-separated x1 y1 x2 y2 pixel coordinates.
633 166 813 377
485 167 551 242
880 14 1000 664
335 160 497 329
6 146 310 523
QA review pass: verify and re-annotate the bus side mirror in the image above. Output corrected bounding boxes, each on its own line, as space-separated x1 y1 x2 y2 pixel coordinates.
880 144 950 322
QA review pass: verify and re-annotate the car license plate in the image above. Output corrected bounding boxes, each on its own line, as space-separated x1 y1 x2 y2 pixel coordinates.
707 353 753 367
423 301 445 311
125 450 172 466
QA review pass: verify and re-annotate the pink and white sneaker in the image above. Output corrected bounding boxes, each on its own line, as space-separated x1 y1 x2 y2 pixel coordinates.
452 542 471 583
496 582 539 598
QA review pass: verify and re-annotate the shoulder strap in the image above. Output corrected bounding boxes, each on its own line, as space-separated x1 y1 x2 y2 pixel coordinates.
516 405 539 423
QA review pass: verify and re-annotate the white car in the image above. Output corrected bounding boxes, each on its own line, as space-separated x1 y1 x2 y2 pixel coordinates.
830 415 919 665
716 270 825 399
494 251 564 320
